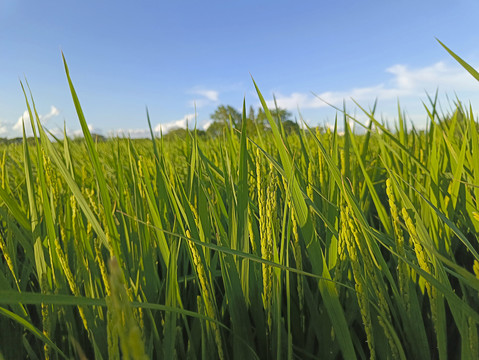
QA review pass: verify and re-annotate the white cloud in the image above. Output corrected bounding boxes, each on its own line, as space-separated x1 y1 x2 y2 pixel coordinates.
12 110 30 131
188 88 219 108
0 124 8 135
105 114 201 138
202 120 213 130
194 89 219 102
42 105 60 121
71 124 96 138
154 113 196 134
12 105 60 132
265 61 479 111
108 128 151 138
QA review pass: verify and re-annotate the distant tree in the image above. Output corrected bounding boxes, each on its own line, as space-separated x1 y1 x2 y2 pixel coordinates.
271 108 293 124
248 105 256 123
92 133 107 142
162 127 206 140
72 133 106 143
210 105 242 128
282 119 300 135
164 127 188 139
207 104 293 137
256 107 292 127
313 125 327 135
206 120 227 137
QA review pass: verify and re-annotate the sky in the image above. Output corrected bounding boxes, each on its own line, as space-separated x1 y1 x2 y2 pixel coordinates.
1 0 479 138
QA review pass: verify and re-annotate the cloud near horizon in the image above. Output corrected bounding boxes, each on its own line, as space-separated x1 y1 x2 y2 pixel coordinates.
154 113 197 133
12 105 60 132
265 61 479 111
104 61 479 137
98 113 203 139
4 61 475 139
0 124 8 136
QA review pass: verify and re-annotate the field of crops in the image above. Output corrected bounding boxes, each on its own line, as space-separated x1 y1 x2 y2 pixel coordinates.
1 46 479 359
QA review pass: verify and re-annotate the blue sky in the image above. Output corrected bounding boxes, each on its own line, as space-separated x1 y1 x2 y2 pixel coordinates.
1 0 479 137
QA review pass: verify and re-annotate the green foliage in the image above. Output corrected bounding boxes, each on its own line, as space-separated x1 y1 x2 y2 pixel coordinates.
0 43 479 359
207 104 294 137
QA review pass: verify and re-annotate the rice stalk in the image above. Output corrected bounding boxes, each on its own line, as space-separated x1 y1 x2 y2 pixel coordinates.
386 178 410 312
106 257 147 360
95 238 111 297
468 316 479 359
256 148 273 333
401 208 432 296
40 273 52 360
2 47 479 358
341 202 375 359
0 230 19 290
290 203 304 332
185 229 224 360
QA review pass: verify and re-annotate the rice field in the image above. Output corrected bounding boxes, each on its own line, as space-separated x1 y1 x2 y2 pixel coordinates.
0 43 479 359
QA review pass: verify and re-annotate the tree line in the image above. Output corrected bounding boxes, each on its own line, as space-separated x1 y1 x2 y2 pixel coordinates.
166 104 300 139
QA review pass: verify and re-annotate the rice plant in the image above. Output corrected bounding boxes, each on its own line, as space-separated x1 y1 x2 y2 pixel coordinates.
0 42 478 359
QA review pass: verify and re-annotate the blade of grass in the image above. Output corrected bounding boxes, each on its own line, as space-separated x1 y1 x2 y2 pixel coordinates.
253 78 356 359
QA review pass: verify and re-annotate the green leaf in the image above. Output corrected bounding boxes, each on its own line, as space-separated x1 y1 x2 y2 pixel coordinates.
0 306 68 359
253 78 357 359
437 39 479 81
